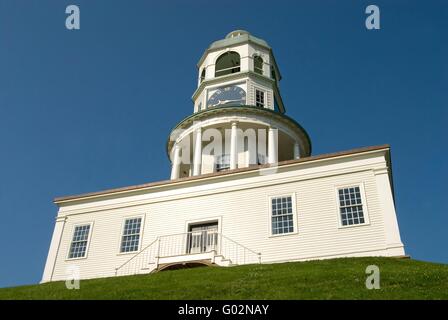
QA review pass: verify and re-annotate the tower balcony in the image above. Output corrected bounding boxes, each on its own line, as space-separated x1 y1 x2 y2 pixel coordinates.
167 106 311 179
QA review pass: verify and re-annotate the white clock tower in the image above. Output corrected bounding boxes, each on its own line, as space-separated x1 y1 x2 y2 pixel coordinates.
43 30 405 283
168 30 311 179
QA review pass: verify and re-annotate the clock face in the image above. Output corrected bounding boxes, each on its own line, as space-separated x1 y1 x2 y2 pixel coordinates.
207 85 246 108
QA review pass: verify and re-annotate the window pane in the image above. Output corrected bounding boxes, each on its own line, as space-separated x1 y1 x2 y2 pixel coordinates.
271 66 277 80
120 218 142 253
256 90 265 107
68 224 91 259
215 154 230 172
254 56 263 75
338 187 365 226
200 69 205 82
271 196 294 234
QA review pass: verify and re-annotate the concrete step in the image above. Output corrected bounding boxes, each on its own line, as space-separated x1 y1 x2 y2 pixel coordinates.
214 255 233 266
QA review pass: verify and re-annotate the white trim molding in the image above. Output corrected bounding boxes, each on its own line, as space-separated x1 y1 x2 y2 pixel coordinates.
117 214 146 255
268 192 298 237
374 169 405 255
41 216 67 283
334 182 371 229
184 216 223 235
65 221 94 261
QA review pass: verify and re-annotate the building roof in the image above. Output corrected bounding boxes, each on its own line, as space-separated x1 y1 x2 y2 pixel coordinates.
196 30 282 80
54 145 391 204
209 30 270 51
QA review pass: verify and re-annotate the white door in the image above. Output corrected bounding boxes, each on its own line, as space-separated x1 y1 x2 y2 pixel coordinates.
188 223 218 254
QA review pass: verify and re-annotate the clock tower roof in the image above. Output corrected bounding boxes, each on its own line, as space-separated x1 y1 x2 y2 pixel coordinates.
225 30 250 38
197 30 272 68
210 29 270 49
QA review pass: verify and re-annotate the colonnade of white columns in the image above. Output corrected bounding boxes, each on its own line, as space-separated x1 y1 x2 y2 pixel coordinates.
170 123 301 180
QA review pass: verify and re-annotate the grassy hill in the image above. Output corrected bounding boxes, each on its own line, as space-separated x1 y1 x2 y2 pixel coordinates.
1 257 447 300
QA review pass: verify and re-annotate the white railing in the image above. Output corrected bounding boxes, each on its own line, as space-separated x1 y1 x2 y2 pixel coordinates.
218 233 261 265
158 231 218 257
115 238 159 277
115 231 261 277
215 154 230 172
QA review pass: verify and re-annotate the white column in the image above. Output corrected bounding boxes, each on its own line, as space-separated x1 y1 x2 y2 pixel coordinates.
268 127 278 164
230 122 238 170
193 128 202 176
293 142 300 159
170 144 181 180
41 216 67 283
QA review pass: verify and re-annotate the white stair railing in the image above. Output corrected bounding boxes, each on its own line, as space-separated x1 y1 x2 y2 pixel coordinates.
218 233 261 265
114 231 261 277
115 238 159 276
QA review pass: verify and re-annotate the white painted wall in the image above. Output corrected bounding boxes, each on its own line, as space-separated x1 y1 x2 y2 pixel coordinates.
42 148 405 282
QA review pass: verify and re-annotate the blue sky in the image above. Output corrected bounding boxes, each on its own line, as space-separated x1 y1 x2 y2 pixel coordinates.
0 0 446 288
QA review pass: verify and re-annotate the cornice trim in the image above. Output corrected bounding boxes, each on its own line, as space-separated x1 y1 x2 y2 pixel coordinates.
54 145 390 205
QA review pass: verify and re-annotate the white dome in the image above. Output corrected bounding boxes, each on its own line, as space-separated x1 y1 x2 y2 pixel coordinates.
225 30 250 38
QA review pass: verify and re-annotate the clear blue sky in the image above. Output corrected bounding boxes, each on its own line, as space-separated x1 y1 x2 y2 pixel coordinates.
0 0 446 288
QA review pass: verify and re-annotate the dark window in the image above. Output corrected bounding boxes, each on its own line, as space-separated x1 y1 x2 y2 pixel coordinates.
215 154 230 172
271 65 277 81
256 90 265 107
215 52 241 77
257 153 267 165
254 56 263 75
200 69 206 83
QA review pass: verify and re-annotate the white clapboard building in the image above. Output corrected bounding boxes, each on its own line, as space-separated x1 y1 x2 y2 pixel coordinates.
42 30 405 282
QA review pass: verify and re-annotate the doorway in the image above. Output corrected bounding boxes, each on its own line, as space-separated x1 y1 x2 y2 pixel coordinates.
187 222 218 254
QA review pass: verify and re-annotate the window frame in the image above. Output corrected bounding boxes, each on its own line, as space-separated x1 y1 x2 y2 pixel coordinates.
215 154 230 172
185 217 222 235
255 89 265 107
268 193 298 237
253 55 264 75
335 183 370 229
200 68 206 83
118 215 145 255
214 51 241 77
66 222 94 261
270 65 277 81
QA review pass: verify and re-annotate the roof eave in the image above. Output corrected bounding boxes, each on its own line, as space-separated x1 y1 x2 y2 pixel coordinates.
54 145 391 205
196 37 272 69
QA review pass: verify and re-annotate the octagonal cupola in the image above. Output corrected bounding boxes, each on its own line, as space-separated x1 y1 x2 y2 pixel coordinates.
192 30 284 114
168 30 311 180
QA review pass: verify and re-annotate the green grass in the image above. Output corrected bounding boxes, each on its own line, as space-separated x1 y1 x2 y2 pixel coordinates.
1 257 447 299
